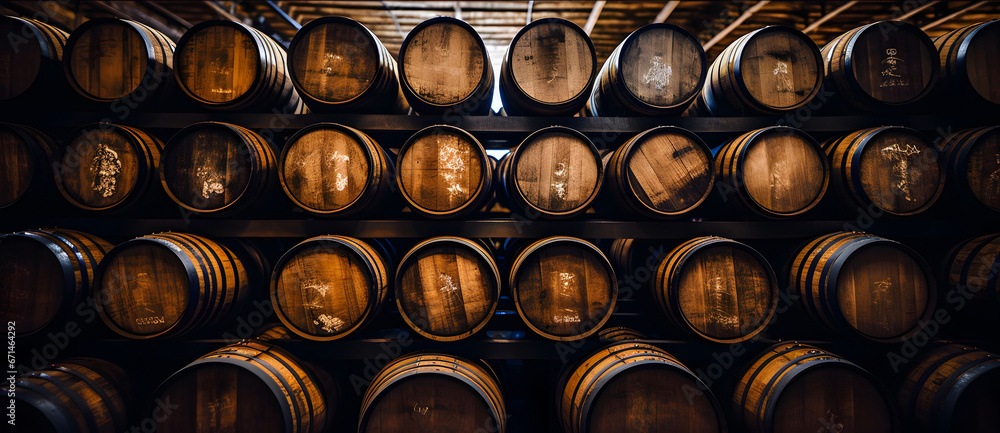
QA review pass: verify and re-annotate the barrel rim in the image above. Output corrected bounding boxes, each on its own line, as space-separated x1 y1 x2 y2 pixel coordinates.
846 126 944 216
617 125 714 216
397 16 493 110
840 20 939 106
287 15 382 106
174 20 266 107
614 22 707 111
508 126 604 217
733 25 825 112
62 17 156 103
948 126 1000 212
395 124 491 217
953 20 1000 106
0 16 55 101
504 17 597 108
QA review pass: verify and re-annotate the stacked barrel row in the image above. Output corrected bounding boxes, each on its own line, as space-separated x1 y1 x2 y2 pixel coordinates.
2 15 998 116
4 121 999 217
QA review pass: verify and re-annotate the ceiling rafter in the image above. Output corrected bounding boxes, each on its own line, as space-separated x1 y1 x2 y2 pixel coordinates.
652 1 680 24
583 1 606 35
802 1 857 34
703 0 770 50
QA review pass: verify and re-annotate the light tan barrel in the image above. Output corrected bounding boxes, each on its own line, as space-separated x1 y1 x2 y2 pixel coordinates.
396 125 493 218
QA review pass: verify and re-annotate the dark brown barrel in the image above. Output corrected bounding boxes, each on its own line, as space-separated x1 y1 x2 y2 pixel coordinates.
653 236 777 343
699 26 824 116
271 235 390 341
15 358 132 433
94 232 253 339
279 122 393 216
0 122 54 209
935 20 1000 108
63 18 174 105
54 123 162 212
0 229 112 336
148 340 332 433
510 236 616 341
559 342 727 433
288 16 407 114
0 16 69 104
608 238 669 279
174 20 302 113
940 126 1000 212
715 126 829 218
604 126 713 218
359 352 506 433
396 125 492 218
499 18 596 116
790 231 935 342
822 21 938 110
944 233 1000 315
596 326 647 342
735 342 897 433
825 126 944 216
498 126 602 219
589 23 706 116
398 16 493 115
898 344 1000 433
160 121 278 216
395 236 500 341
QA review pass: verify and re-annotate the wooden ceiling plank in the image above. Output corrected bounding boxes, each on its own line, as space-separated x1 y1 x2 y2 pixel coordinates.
922 1 988 30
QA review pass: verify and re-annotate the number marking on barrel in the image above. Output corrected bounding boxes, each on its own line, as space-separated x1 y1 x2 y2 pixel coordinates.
881 143 922 201
643 55 672 91
773 61 793 92
313 314 344 333
880 48 909 88
91 143 121 197
817 410 844 433
412 403 430 415
552 162 568 199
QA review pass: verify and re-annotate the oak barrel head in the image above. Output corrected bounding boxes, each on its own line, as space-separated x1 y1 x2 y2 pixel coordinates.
0 123 50 209
507 127 602 217
395 237 500 341
855 128 942 215
397 125 489 217
55 124 160 211
399 17 492 114
614 126 713 216
0 236 65 334
280 123 376 215
0 16 67 102
175 21 260 105
736 26 823 112
97 241 191 338
945 21 1000 106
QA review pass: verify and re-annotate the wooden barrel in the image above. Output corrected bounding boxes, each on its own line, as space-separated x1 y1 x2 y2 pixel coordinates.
160 121 278 216
395 237 500 341
825 126 944 216
0 16 69 104
940 126 1000 212
498 126 603 219
288 16 407 114
396 125 493 218
271 235 390 340
715 126 829 218
898 344 1000 433
596 326 647 342
174 20 302 113
499 18 596 116
398 16 493 115
279 122 393 216
822 21 938 110
510 237 616 341
603 126 713 218
735 342 897 433
0 122 54 209
790 231 935 342
559 342 726 433
359 352 506 433
700 26 823 116
944 233 1000 315
54 123 162 212
589 23 706 116
653 236 778 343
63 18 174 105
148 340 332 433
94 232 253 339
15 358 132 433
0 229 112 336
935 20 1000 108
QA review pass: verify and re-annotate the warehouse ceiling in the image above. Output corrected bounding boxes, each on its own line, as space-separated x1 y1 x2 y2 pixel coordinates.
3 1 998 68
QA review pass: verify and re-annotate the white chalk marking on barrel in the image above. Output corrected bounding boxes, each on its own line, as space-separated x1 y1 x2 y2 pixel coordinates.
643 56 672 91
91 143 121 197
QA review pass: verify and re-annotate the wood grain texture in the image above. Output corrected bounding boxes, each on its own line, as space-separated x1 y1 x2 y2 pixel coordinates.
161 121 277 215
395 237 500 341
500 126 602 218
654 237 777 343
288 16 407 114
500 18 595 116
826 126 944 216
735 343 895 433
605 126 713 218
15 358 132 433
945 233 1000 313
716 126 828 217
0 123 54 209
96 232 251 339
936 21 1000 107
64 18 174 103
0 16 68 101
898 344 1000 433
149 340 331 433
790 231 935 342
823 21 937 109
397 125 490 218
271 235 389 340
399 17 492 114
590 23 706 116
941 126 1000 212
360 353 505 433
0 229 111 336
510 237 616 341
279 123 391 216
559 342 725 433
